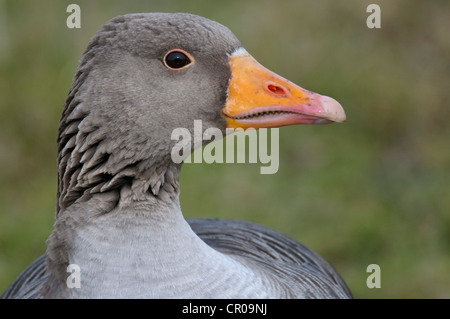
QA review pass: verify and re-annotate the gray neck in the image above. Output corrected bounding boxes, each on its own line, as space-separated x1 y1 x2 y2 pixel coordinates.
46 187 281 298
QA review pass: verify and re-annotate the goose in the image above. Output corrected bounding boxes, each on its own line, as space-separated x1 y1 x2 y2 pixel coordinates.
1 12 350 299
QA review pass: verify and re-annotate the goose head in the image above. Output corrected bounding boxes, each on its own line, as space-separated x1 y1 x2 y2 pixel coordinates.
57 12 345 214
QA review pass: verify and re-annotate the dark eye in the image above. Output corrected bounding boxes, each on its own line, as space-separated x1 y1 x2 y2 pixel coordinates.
164 49 193 70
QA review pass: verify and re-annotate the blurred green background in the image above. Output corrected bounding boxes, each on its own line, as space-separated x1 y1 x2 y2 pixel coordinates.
0 0 449 298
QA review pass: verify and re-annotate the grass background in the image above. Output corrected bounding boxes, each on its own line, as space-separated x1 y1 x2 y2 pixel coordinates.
0 0 449 298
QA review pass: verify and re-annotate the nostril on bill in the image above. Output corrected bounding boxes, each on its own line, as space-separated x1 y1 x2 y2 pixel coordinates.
265 82 289 96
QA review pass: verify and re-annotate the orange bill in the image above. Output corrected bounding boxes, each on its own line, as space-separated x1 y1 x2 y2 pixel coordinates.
223 50 346 129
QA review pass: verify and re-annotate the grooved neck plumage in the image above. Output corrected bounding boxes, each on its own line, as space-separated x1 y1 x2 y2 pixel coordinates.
56 26 182 215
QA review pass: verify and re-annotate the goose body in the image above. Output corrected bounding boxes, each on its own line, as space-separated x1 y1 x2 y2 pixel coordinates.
2 13 350 299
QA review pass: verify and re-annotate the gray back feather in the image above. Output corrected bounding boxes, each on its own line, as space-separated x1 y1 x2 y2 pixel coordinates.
2 219 351 299
189 218 352 298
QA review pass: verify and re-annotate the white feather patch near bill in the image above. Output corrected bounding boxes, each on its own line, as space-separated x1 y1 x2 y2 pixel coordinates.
228 47 248 57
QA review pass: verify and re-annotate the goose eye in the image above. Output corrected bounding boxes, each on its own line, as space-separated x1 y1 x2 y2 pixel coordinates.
164 50 193 70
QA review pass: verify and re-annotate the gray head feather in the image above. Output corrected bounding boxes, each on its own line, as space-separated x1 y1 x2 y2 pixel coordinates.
57 13 242 215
